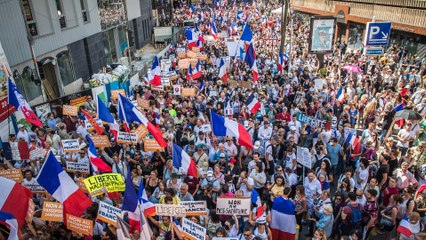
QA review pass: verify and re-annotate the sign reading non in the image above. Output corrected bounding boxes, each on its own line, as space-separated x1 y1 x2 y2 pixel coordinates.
66 214 93 236
216 197 251 215
41 201 63 222
364 22 391 46
156 204 186 217
0 169 23 182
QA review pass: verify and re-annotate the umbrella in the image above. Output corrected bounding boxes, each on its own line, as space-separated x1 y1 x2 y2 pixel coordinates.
343 64 362 73
395 109 423 121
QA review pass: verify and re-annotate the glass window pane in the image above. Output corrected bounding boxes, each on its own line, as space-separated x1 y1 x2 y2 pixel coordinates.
57 53 75 86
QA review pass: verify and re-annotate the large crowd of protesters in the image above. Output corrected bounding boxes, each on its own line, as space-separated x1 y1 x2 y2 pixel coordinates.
1 0 426 239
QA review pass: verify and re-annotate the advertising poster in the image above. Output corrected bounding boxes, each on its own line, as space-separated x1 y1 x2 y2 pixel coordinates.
310 18 335 52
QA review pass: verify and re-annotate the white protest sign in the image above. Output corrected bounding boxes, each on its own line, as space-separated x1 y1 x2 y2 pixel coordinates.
66 161 90 173
117 131 132 144
179 201 207 216
97 201 122 226
173 85 181 95
182 217 207 240
29 148 43 160
23 182 45 193
296 146 312 168
156 204 186 217
62 139 80 153
216 198 250 215
85 119 103 130
209 90 217 97
161 59 171 72
10 142 21 160
212 238 239 240
202 124 211 133
314 78 324 90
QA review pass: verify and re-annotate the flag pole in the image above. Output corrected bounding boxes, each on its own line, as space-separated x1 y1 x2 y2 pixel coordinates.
4 66 11 136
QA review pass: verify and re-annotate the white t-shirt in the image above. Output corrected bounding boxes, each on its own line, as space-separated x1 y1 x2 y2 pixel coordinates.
354 167 369 190
397 129 414 148
304 177 322 199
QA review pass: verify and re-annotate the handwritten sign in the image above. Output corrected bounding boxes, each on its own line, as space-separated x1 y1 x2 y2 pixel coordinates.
187 51 198 59
117 131 137 144
241 81 251 89
161 59 172 72
192 47 201 53
62 139 80 152
97 201 122 226
144 138 164 152
178 59 191 69
216 197 251 215
29 148 43 160
161 71 178 81
181 88 197 97
110 89 126 100
137 99 150 110
84 118 103 130
0 169 23 182
70 96 87 106
66 214 93 236
83 173 125 197
180 201 207 216
90 135 110 148
62 105 79 116
182 217 207 240
24 182 45 193
66 161 90 173
156 204 186 217
41 202 63 222
176 48 186 58
296 146 312 168
26 199 35 223
131 124 148 141
228 80 238 88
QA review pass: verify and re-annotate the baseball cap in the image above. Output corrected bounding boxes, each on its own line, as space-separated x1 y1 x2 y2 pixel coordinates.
229 158 237 164
220 153 226 158
254 141 261 150
207 170 213 177
18 124 24 129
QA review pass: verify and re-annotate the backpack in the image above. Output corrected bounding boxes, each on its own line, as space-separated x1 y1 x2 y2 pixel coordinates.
348 204 362 226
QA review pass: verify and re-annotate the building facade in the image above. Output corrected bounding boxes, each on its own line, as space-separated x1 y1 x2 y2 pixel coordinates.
0 0 153 105
291 0 426 56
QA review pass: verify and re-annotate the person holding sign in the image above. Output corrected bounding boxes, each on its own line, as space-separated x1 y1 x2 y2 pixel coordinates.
148 215 182 239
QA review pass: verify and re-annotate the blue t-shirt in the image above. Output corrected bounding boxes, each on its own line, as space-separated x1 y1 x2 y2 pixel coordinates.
327 143 341 166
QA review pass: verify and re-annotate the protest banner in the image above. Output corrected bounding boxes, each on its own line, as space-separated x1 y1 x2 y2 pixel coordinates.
296 112 333 130
62 105 79 116
186 51 197 59
296 146 313 169
10 141 29 160
161 59 171 72
110 89 126 99
161 76 170 86
151 85 164 92
192 47 200 53
216 197 251 215
26 199 35 223
90 135 110 148
144 138 164 152
181 88 197 97
77 177 89 193
41 202 63 222
132 124 148 141
228 80 238 88
117 131 133 144
70 96 87 106
176 48 186 58
198 54 208 61
161 71 178 81
156 204 186 217
24 182 45 193
84 173 125 197
66 161 90 174
137 98 150 110
29 148 43 160
0 169 23 182
179 201 207 216
178 59 190 69
84 118 103 130
182 217 207 240
202 124 212 133
173 85 181 95
61 139 80 153
97 201 122 226
241 81 251 89
66 214 93 236
189 59 198 68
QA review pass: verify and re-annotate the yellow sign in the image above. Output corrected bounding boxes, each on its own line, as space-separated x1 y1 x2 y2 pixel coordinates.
41 201 63 222
83 173 125 197
66 214 93 236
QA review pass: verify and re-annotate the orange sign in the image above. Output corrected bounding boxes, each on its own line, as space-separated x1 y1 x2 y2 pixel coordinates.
90 135 110 147
0 169 23 182
66 214 93 236
132 124 148 140
110 89 126 100
177 51 186 59
137 99 150 110
192 47 200 53
62 105 79 116
181 88 197 97
189 59 199 68
186 51 197 59
26 199 35 223
70 96 87 107
144 138 164 152
178 59 191 69
198 54 208 61
41 202 63 222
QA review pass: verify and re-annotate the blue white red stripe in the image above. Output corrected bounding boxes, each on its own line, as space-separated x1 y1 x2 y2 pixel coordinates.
173 143 198 177
244 43 258 82
211 22 218 39
0 211 18 240
191 60 202 80
97 97 119 140
8 78 42 127
211 110 253 149
218 58 228 82
245 93 261 115
186 28 198 49
87 136 112 173
336 87 345 102
148 57 161 86
345 133 359 149
138 179 156 216
251 189 264 218
397 214 413 238
270 196 297 240
0 177 32 227
36 152 92 218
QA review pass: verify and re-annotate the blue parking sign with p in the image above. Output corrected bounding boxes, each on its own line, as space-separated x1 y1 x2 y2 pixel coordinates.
364 22 392 46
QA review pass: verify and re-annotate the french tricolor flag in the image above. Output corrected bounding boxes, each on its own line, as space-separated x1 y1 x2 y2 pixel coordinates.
189 5 195 13
138 179 156 216
87 136 112 173
36 152 93 219
336 87 345 102
218 58 228 83
186 28 198 49
191 60 202 80
251 189 264 218
211 22 218 40
278 52 284 72
148 57 161 86
245 93 261 114
173 143 198 177
270 196 297 239
345 133 359 149
211 110 253 149
97 97 119 140
397 215 414 238
122 166 141 233
8 78 42 127
245 43 258 82
118 94 167 147
196 39 203 51
186 65 192 81
0 177 32 227
0 211 19 240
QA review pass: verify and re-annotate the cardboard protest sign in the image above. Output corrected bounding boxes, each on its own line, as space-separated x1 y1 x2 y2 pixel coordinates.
161 71 178 81
161 76 170 86
62 139 80 152
29 148 43 160
66 162 90 173
70 96 87 106
173 85 181 95
144 138 164 152
156 204 186 217
11 141 29 160
26 199 35 223
62 105 79 116
296 146 313 168
179 201 207 216
117 131 133 144
182 218 207 240
296 112 331 129
192 47 201 53
198 54 208 61
90 135 110 148
202 124 212 133
77 177 89 193
137 99 150 110
161 59 171 72
23 182 45 193
83 173 125 197
178 59 191 69
228 80 238 88
110 89 126 99
66 214 93 236
0 169 23 182
131 124 148 141
176 48 186 58
216 197 251 215
187 51 198 59
241 81 251 89
189 59 198 68
181 88 197 97
97 201 122 226
84 118 103 130
41 202 63 222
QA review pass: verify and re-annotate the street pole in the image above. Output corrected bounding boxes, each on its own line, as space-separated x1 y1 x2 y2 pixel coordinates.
279 0 289 53
123 1 132 74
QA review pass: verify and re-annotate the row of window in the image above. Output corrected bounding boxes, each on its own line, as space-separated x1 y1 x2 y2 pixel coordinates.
21 0 90 36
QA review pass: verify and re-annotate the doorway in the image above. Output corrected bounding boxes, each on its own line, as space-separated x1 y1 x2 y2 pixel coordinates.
41 60 60 100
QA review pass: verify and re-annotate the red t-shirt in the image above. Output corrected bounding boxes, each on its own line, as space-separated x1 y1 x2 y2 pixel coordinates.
382 186 399 206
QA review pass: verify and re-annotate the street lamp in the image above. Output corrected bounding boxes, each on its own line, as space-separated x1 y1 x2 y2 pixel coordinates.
279 0 289 53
